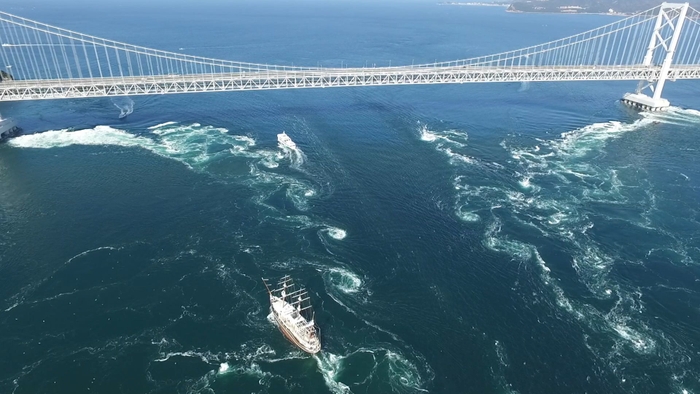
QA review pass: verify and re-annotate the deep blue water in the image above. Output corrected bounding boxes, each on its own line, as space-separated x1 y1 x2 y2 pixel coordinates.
1 1 699 393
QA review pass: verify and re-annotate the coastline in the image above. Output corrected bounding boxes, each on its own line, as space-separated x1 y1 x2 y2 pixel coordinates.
505 9 631 16
436 2 634 15
438 2 509 6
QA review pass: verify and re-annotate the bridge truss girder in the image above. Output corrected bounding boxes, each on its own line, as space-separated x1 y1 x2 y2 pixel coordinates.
3 66 698 101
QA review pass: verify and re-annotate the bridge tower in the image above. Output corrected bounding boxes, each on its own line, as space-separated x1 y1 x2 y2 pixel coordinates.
622 2 690 111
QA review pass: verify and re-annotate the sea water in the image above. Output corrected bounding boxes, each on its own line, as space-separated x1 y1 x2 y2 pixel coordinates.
1 1 699 393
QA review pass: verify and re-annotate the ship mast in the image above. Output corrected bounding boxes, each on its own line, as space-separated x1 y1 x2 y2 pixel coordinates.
261 278 273 296
264 275 316 316
283 288 306 300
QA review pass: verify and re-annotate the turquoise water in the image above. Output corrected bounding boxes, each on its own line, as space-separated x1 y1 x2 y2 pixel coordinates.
1 1 699 393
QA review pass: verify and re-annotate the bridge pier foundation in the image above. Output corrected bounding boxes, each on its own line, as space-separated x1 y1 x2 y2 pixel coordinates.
0 118 20 141
621 93 670 112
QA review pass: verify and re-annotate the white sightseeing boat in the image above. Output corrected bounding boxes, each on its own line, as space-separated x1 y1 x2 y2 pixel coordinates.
263 276 321 354
277 132 297 150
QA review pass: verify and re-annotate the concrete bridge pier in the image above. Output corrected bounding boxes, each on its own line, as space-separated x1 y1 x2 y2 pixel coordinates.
0 118 19 141
621 93 670 112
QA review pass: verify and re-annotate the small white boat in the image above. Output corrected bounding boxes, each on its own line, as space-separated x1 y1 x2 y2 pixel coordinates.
277 132 297 150
263 276 321 354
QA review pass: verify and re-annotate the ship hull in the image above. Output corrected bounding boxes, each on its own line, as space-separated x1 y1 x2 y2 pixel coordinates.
271 307 320 354
263 276 321 354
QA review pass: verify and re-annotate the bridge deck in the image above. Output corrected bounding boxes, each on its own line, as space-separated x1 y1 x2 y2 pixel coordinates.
2 65 699 101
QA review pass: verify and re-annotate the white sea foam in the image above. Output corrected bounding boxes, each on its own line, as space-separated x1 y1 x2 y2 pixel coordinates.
456 205 480 222
444 147 476 165
419 125 438 142
491 340 517 394
284 182 317 211
112 97 134 118
153 341 283 391
613 323 655 353
485 222 578 317
508 120 681 372
384 350 427 392
154 350 217 363
64 246 120 265
494 340 509 367
323 226 347 240
418 124 474 165
550 118 652 159
678 107 700 118
571 245 614 298
8 126 149 149
314 347 429 394
642 106 700 127
258 150 280 168
325 267 363 294
518 174 540 192
483 218 533 262
428 114 696 387
266 311 276 325
315 352 351 394
148 121 178 130
453 181 505 223
8 125 257 172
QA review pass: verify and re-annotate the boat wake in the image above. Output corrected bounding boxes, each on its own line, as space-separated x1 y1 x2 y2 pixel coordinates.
8 123 329 227
153 332 431 394
111 97 134 119
277 131 307 168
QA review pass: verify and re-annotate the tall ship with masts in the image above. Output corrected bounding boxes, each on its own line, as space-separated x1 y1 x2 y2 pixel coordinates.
263 276 321 354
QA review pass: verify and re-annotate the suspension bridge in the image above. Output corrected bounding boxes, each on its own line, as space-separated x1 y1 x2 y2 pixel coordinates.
1 2 700 116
